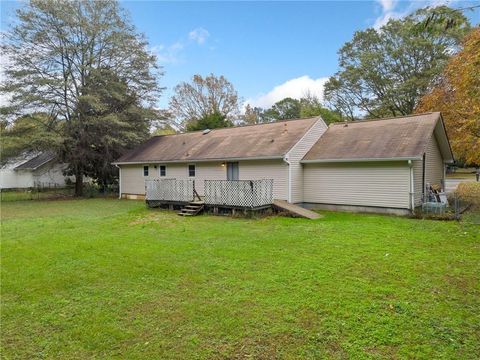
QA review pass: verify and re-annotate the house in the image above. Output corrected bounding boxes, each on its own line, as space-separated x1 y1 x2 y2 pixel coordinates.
114 112 453 214
301 112 453 214
0 151 70 189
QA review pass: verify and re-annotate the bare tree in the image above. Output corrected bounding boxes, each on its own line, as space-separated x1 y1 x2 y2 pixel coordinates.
169 74 240 130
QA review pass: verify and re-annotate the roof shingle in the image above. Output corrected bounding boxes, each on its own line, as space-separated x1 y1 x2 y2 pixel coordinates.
14 151 56 170
115 117 319 163
302 112 441 162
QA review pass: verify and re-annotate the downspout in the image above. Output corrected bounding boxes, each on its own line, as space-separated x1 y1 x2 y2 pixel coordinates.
114 164 122 199
408 160 414 212
283 155 291 203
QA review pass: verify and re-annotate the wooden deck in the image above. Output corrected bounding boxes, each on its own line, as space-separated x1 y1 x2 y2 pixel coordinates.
273 200 322 219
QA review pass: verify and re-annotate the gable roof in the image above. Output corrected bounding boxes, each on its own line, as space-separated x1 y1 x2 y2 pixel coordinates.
14 151 57 170
115 117 320 164
302 112 454 163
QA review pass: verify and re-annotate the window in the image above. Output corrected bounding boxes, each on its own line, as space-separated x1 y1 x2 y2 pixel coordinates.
188 164 196 177
143 165 149 176
160 165 166 177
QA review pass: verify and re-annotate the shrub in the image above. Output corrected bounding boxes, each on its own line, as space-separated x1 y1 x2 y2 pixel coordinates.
455 182 480 208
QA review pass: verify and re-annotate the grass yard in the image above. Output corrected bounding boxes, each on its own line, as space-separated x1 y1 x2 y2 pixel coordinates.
1 199 479 359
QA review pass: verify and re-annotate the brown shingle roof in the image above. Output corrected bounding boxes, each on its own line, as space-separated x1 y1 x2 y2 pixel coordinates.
115 117 319 163
302 112 441 162
14 151 56 170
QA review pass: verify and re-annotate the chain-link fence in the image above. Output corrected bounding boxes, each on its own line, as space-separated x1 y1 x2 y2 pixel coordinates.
0 182 118 202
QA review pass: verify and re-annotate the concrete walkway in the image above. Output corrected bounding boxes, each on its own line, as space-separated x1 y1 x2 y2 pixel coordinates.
273 200 322 219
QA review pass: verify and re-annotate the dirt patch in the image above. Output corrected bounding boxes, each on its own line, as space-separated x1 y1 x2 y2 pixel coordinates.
128 212 181 226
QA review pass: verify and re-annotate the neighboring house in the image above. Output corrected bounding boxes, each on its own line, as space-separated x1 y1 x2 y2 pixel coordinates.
114 112 453 214
0 151 70 189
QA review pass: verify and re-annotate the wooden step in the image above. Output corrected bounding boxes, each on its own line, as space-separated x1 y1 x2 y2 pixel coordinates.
178 202 204 216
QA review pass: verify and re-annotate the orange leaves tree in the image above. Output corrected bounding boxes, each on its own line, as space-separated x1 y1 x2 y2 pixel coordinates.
416 27 480 165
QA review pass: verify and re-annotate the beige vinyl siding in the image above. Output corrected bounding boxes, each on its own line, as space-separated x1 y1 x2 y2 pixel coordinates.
238 160 288 200
120 160 288 199
285 119 327 203
303 161 411 209
425 135 444 187
412 160 423 206
120 162 227 196
412 134 445 206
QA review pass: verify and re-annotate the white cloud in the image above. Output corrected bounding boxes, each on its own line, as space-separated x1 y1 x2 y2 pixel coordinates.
378 0 396 12
188 27 210 45
244 75 329 109
374 0 399 28
373 0 458 29
151 42 184 64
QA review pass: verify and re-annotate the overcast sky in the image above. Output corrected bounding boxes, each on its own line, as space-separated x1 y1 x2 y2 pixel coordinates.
1 0 479 110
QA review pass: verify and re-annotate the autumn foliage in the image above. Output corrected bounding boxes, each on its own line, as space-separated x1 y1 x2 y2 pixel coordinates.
416 27 480 165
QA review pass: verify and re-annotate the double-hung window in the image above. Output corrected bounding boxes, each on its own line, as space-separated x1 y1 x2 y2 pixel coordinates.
159 165 166 177
143 165 149 176
188 164 196 177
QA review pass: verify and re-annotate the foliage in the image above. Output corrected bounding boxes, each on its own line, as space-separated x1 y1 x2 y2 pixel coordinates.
169 74 240 130
263 97 302 121
186 112 232 131
242 94 341 125
455 181 480 208
0 113 62 162
64 68 153 188
324 6 470 120
2 199 479 358
242 104 268 125
299 93 342 124
151 123 177 136
1 0 161 195
416 27 480 165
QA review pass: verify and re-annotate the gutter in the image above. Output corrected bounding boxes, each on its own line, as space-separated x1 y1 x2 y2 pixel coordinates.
112 155 284 166
408 160 415 212
301 156 422 164
283 155 291 203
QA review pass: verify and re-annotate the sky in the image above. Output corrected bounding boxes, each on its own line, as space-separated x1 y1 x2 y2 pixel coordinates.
1 0 479 110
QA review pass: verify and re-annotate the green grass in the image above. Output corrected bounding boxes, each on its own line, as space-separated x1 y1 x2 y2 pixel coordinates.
1 199 479 359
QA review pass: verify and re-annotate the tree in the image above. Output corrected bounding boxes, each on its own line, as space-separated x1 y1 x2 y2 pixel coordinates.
416 27 480 165
242 104 266 125
169 74 240 130
263 98 301 121
324 6 470 120
1 0 160 195
1 113 62 162
186 112 231 131
64 68 153 190
299 93 342 124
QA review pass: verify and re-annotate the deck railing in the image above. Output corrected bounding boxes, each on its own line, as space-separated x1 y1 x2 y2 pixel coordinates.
145 179 195 202
204 179 274 208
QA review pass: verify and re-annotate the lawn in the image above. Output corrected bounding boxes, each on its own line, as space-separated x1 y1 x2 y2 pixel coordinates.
1 199 479 359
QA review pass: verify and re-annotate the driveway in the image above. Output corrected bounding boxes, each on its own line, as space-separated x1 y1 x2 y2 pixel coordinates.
445 178 476 193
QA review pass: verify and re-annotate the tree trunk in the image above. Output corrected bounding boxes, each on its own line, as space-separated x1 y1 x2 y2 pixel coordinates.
75 169 83 197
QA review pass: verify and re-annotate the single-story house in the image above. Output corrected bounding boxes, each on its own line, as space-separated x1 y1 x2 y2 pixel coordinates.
0 151 70 189
114 112 453 214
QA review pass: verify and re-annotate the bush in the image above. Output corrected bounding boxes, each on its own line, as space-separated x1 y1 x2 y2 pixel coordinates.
455 182 480 208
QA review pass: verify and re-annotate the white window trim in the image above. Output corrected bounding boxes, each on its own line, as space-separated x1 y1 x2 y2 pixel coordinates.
188 164 196 177
159 165 166 177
